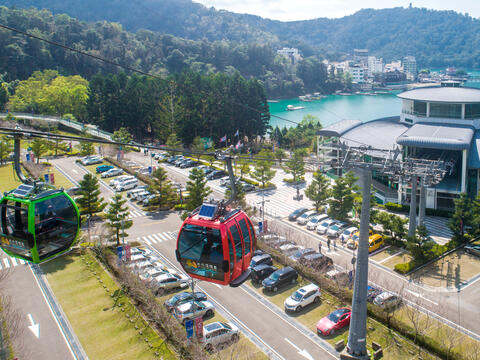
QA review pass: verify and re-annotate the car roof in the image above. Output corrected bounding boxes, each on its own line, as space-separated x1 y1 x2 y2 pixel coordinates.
376 291 396 300
297 283 319 293
344 227 357 232
277 266 295 274
252 254 271 260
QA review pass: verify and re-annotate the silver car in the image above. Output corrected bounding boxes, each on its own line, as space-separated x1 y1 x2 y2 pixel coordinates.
174 300 215 325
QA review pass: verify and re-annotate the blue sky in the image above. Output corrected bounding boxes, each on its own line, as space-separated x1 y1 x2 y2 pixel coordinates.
193 0 480 21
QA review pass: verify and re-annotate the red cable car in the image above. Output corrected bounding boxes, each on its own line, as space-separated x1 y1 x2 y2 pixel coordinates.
175 203 256 287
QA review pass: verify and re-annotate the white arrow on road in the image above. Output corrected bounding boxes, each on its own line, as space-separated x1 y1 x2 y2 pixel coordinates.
285 337 314 360
27 314 40 338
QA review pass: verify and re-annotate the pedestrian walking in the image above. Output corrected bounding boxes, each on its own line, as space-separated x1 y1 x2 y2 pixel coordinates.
333 238 337 250
327 238 331 251
318 242 322 254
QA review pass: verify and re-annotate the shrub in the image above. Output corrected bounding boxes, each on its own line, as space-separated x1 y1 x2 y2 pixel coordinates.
282 177 305 184
394 261 416 274
385 202 408 212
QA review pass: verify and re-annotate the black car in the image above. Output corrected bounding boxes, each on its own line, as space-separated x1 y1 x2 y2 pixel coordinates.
262 266 298 292
207 170 226 180
300 253 333 271
290 248 316 262
288 208 309 221
249 254 273 269
250 264 277 284
253 249 264 257
163 291 208 312
180 160 197 168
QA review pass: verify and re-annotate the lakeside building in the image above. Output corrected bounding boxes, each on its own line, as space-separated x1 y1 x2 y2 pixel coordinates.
353 49 369 66
318 82 480 209
402 56 417 81
346 63 366 84
367 56 384 78
276 47 302 64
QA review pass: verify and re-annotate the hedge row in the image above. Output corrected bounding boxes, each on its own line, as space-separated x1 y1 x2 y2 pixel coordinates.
385 202 453 218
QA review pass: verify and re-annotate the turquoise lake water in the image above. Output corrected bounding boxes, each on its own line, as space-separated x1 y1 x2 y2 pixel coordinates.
269 72 480 129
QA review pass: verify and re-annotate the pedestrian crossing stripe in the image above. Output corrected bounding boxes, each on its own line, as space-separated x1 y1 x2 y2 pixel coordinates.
0 256 27 270
157 233 169 241
10 257 17 266
3 258 9 268
151 234 162 243
136 232 175 246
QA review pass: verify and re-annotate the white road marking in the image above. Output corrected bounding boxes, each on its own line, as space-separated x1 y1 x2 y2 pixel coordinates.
71 169 78 174
284 338 314 360
10 257 18 266
3 258 10 268
142 236 151 245
19 259 26 265
151 234 162 243
27 313 40 338
146 235 157 244
405 289 439 306
157 233 170 241
378 249 406 264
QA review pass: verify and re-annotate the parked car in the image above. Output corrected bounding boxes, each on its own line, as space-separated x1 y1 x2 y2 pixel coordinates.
127 186 148 198
346 230 373 250
250 264 277 284
115 178 138 192
173 300 215 325
340 227 358 243
284 284 321 312
207 170 227 180
202 321 240 352
300 253 333 271
220 177 238 187
316 219 337 235
296 210 318 225
164 291 208 312
373 292 401 309
262 266 298 292
240 181 255 192
167 155 182 163
288 207 308 221
180 159 197 168
101 168 123 178
253 249 264 257
279 244 303 256
306 214 328 230
174 158 188 167
96 164 114 173
198 165 214 175
154 272 190 294
464 244 480 257
326 222 347 238
139 266 174 282
109 175 134 187
290 248 316 262
143 194 159 206
81 155 102 165
269 238 293 249
135 191 151 202
249 254 273 268
368 234 384 253
367 285 383 303
316 308 351 336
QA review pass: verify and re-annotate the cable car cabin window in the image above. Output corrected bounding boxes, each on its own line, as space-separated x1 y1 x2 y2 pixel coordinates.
178 224 224 281
246 217 256 250
228 233 234 275
34 196 78 259
238 219 251 257
229 224 243 261
0 201 32 259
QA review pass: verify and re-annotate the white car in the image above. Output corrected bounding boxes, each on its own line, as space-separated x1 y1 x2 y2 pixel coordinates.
135 191 151 202
373 292 402 309
202 322 240 351
101 168 123 178
326 222 346 238
81 155 102 165
297 210 317 225
154 272 189 294
284 284 321 312
127 186 148 198
306 214 328 230
316 219 337 235
127 259 160 273
109 175 134 187
279 244 303 255
340 227 358 243
174 300 215 325
139 266 174 282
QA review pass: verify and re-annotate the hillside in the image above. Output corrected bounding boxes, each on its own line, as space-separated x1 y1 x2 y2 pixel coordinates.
3 1 480 67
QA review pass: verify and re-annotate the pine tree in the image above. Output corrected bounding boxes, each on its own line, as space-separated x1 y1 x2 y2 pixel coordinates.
76 173 106 216
30 138 47 164
192 136 204 161
236 158 250 179
79 141 95 156
166 133 182 156
149 167 176 208
305 171 330 212
105 194 132 246
450 192 474 241
327 175 356 222
252 149 276 188
284 149 305 183
186 168 212 211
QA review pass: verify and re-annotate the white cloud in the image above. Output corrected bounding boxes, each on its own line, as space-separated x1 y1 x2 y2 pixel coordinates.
193 0 480 21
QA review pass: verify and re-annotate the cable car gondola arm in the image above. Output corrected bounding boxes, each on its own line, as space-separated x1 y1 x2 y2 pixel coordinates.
13 135 28 184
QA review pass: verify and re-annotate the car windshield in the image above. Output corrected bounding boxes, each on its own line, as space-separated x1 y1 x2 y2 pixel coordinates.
330 225 339 231
269 272 280 281
291 291 303 301
320 221 329 227
310 218 319 223
327 310 343 323
221 322 232 331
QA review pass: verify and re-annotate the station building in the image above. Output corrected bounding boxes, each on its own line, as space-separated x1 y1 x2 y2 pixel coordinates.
319 82 480 210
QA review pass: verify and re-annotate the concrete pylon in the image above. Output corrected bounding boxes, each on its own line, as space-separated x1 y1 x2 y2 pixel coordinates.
418 177 426 227
408 176 418 237
343 169 372 359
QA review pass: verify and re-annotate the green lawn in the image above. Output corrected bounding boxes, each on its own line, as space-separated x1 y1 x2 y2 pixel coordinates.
41 251 176 360
0 164 22 192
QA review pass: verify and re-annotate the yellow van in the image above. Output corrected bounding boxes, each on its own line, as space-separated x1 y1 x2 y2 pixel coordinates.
368 234 384 253
346 230 372 250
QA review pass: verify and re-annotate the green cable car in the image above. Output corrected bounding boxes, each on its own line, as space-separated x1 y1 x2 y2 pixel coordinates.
0 183 80 263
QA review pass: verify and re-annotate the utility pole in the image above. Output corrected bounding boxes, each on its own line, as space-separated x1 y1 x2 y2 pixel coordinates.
408 176 417 237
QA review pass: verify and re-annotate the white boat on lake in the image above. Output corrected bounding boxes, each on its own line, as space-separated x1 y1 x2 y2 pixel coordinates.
286 105 305 111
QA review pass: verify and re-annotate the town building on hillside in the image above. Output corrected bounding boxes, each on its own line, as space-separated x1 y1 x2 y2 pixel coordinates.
346 63 366 84
276 47 303 64
403 56 417 80
318 82 480 210
384 60 403 72
353 49 369 66
367 56 384 78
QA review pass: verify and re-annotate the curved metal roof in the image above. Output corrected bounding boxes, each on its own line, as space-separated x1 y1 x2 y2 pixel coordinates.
317 119 362 137
397 86 480 103
396 123 474 150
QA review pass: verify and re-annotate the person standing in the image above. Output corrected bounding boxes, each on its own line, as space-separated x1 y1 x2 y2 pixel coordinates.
327 238 331 251
318 241 322 254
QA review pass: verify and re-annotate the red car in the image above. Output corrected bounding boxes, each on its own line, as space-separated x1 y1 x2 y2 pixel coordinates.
316 307 351 336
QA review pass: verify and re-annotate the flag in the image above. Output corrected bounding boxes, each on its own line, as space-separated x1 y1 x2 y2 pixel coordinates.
235 140 241 149
235 129 239 137
220 135 227 143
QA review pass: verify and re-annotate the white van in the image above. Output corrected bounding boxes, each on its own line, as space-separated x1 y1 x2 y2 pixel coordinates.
116 178 138 192
109 175 134 187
